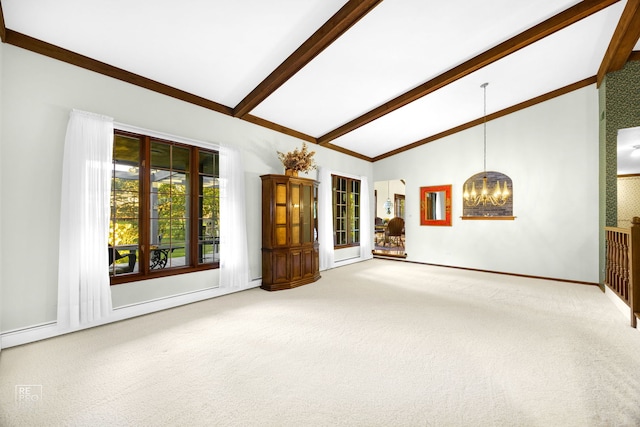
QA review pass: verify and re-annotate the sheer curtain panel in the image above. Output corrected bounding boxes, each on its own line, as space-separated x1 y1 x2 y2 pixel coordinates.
318 167 335 270
359 176 373 261
219 145 250 289
57 110 114 330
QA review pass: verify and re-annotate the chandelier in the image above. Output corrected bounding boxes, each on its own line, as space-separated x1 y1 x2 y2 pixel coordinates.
463 83 510 207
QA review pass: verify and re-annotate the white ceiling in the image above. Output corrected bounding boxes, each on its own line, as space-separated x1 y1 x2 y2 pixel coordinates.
2 0 638 160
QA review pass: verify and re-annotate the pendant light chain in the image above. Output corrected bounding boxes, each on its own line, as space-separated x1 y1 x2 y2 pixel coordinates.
482 82 488 175
463 81 509 208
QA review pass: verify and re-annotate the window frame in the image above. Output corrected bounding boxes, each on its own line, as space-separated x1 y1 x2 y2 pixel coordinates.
394 193 405 219
332 174 361 249
110 129 219 285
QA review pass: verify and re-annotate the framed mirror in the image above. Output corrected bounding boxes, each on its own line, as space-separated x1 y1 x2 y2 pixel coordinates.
420 184 452 226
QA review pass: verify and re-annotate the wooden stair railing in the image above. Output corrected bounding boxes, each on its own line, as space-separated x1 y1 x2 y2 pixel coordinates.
605 216 640 328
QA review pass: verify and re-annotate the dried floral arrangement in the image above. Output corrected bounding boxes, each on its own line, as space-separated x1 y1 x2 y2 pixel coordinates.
277 142 317 172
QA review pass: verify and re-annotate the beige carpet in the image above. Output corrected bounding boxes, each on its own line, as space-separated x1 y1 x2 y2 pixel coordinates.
2 259 640 426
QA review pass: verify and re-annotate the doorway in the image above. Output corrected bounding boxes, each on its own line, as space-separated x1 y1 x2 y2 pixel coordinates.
373 179 406 258
617 126 640 228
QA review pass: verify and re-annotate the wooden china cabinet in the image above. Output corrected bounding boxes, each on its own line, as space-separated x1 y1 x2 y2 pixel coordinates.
261 174 320 291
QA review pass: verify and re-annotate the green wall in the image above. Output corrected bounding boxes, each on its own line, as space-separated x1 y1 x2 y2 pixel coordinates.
601 60 640 226
599 60 640 285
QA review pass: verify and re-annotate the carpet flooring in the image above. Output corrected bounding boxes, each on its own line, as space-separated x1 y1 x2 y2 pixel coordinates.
2 259 640 426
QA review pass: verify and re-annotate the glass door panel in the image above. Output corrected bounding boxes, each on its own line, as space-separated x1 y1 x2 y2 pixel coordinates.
291 184 300 245
302 184 311 243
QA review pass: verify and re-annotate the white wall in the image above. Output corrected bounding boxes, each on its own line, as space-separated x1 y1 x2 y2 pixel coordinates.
0 45 372 333
374 86 600 283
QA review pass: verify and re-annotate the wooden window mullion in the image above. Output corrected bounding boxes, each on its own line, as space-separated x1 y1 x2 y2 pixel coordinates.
140 135 151 275
189 148 199 268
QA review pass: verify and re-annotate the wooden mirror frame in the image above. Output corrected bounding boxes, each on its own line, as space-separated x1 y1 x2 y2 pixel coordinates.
420 184 452 226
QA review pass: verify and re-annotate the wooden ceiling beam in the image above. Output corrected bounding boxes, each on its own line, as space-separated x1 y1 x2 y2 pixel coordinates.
0 1 6 43
233 0 383 118
318 0 620 145
597 0 640 85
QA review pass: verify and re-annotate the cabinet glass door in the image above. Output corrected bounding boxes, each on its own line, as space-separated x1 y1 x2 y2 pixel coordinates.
302 184 311 243
275 183 287 246
291 183 300 245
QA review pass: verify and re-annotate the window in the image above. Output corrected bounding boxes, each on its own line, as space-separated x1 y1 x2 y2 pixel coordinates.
332 175 360 247
109 130 219 283
394 194 405 219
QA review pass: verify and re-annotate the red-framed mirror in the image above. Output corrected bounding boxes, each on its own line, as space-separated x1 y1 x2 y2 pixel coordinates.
420 185 452 226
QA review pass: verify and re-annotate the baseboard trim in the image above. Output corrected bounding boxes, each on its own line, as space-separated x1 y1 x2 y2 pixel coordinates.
1 279 262 349
0 321 59 349
379 258 599 286
323 254 373 271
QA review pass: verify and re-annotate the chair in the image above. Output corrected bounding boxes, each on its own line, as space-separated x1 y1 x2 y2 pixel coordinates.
108 246 137 274
386 217 405 249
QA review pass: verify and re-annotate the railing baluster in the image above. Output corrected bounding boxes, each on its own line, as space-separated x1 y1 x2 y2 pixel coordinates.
605 227 629 303
629 217 640 328
604 219 639 328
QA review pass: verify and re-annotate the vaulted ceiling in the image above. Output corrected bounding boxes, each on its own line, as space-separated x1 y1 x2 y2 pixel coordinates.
1 0 639 162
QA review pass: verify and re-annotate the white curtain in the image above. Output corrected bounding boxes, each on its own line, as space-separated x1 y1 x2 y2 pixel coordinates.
318 167 335 271
219 145 250 289
359 176 373 261
57 110 114 329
